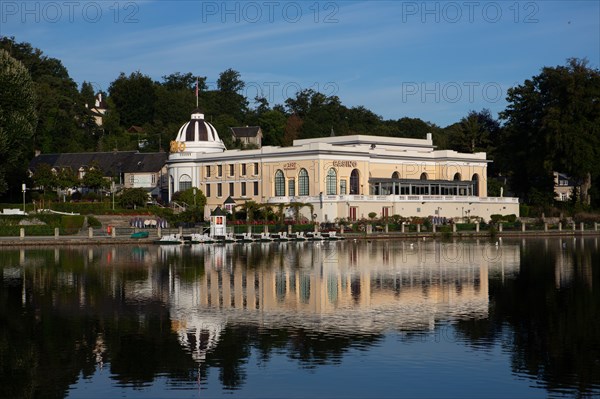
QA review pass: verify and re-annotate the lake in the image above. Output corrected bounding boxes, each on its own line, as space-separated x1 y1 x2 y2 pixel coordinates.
0 238 598 398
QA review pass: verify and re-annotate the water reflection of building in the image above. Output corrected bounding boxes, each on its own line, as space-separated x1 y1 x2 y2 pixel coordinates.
166 241 521 359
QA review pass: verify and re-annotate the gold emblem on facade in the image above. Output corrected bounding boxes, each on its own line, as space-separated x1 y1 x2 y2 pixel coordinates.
170 141 186 153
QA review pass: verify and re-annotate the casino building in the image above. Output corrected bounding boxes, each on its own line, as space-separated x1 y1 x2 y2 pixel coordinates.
167 109 519 222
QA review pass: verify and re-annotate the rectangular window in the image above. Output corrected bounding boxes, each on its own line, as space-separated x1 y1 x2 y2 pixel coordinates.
217 165 222 177
241 182 247 196
253 181 259 196
288 178 295 196
241 163 246 176
179 181 192 191
152 174 156 184
340 180 347 195
206 183 211 197
206 165 211 178
254 162 259 175
229 164 234 176
229 182 234 196
217 183 222 197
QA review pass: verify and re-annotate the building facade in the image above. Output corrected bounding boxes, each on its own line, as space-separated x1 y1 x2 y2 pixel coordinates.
167 110 519 222
29 151 168 198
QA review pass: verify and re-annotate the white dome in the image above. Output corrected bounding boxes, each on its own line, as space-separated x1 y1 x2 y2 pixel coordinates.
174 109 226 153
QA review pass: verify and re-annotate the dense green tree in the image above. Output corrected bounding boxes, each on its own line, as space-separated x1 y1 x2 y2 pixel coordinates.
162 72 206 92
0 48 37 194
1 37 90 155
217 68 244 93
82 162 109 192
108 71 157 128
446 110 495 153
171 187 207 209
257 109 287 146
171 187 206 222
55 167 79 193
119 187 148 208
31 163 56 191
499 58 600 205
80 81 96 107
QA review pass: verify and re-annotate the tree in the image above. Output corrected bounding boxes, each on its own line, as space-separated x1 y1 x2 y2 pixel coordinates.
162 72 206 92
108 71 156 128
0 48 37 194
217 68 244 93
119 187 148 208
172 187 207 209
55 168 79 200
82 162 109 192
1 37 90 156
80 81 96 107
447 110 495 153
499 58 600 205
31 163 56 192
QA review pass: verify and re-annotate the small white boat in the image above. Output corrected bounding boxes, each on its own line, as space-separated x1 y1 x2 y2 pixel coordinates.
189 233 214 244
234 232 254 242
288 232 307 241
270 232 289 241
252 232 272 242
154 233 184 245
306 232 324 241
212 232 237 243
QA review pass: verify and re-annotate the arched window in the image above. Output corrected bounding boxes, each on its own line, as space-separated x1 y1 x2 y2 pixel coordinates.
298 168 309 196
392 171 400 179
326 168 337 195
274 170 285 196
179 174 192 191
350 169 360 194
453 173 461 181
420 172 428 180
472 174 480 196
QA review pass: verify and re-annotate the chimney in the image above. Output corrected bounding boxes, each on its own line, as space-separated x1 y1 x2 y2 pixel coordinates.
426 133 432 141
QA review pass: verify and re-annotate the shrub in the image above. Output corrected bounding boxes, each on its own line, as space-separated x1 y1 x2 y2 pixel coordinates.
61 215 85 230
87 215 102 228
490 214 503 223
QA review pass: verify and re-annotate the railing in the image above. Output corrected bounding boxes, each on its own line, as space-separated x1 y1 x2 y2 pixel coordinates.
170 201 188 212
267 195 519 204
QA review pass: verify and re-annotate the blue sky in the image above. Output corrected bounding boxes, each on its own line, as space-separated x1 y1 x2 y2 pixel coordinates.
1 0 598 127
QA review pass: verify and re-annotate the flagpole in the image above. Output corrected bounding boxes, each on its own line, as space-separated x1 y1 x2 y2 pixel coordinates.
195 77 199 108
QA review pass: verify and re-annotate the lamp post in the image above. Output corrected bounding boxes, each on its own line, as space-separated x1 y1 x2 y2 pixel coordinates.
22 183 26 213
111 181 115 211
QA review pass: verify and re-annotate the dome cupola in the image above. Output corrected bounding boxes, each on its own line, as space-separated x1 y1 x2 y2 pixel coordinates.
171 109 226 154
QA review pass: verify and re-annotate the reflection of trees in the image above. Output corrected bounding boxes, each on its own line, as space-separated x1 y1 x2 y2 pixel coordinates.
454 239 599 396
0 247 197 397
200 325 381 389
0 246 384 395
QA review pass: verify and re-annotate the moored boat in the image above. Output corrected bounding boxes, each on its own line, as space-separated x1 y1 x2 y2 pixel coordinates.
131 231 149 239
154 233 184 245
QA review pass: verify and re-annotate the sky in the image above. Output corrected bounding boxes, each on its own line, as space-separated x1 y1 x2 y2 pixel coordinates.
1 0 599 127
